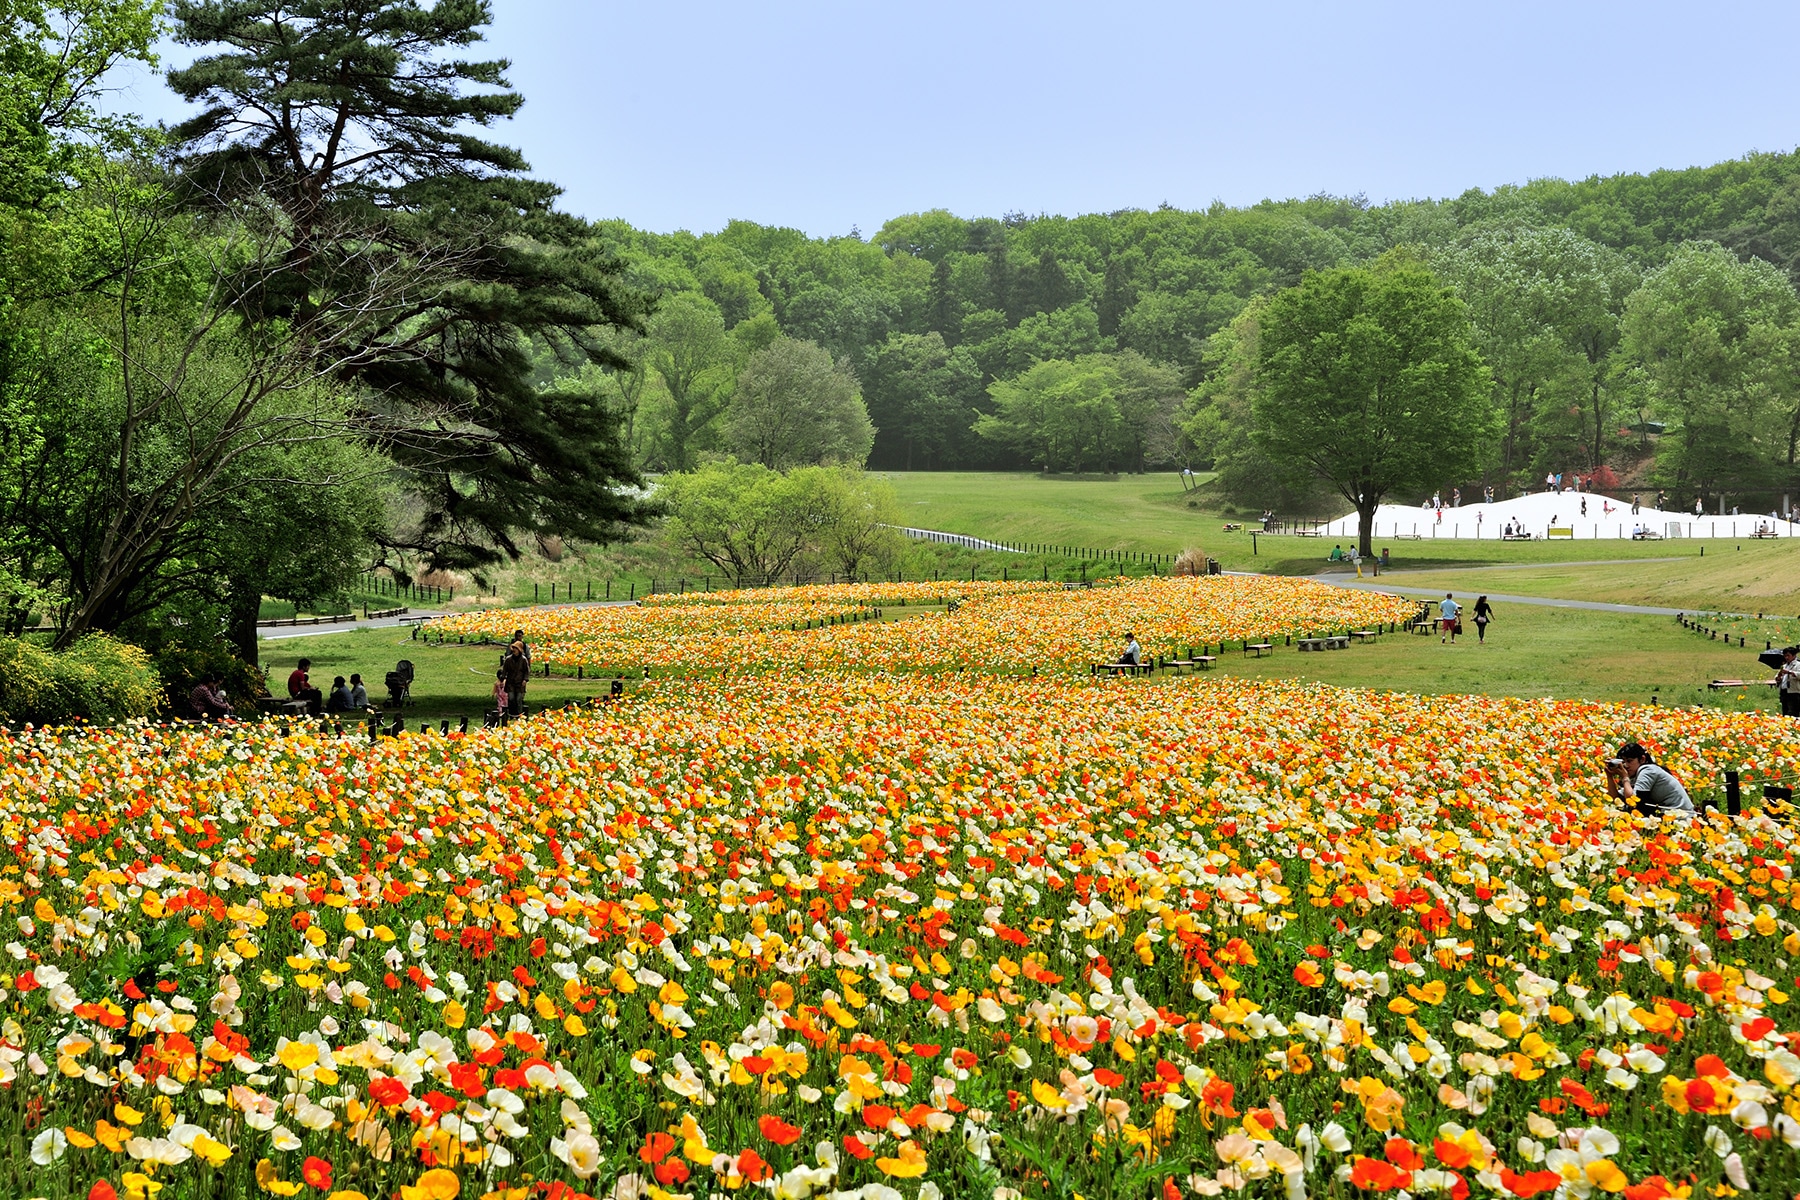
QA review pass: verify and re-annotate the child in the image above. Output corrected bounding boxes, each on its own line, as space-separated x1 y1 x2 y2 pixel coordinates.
493 669 509 718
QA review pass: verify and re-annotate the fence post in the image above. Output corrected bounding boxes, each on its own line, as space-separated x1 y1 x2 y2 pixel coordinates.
1725 770 1742 816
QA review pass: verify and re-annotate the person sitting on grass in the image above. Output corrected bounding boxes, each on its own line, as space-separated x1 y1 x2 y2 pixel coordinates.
1119 632 1142 668
349 673 369 711
1328 544 1343 562
287 658 323 715
325 676 353 713
1610 741 1695 817
189 675 233 721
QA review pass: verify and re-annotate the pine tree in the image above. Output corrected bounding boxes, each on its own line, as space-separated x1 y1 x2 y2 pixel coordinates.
166 0 651 568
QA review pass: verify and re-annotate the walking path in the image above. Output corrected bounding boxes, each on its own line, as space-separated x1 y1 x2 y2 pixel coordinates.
1376 556 1689 573
259 599 636 641
1327 577 1708 618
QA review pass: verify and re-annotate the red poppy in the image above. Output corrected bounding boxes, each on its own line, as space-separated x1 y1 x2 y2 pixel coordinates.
639 1132 676 1164
1350 1157 1411 1191
735 1148 772 1183
861 1104 895 1129
654 1159 690 1186
302 1157 333 1189
88 1183 118 1200
447 1062 486 1098
368 1077 410 1107
1384 1139 1424 1171
1694 1053 1730 1078
842 1135 873 1160
1498 1168 1563 1199
1094 1068 1125 1088
758 1114 803 1146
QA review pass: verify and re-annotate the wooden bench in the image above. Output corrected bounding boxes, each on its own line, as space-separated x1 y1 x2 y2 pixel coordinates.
1323 635 1350 650
1163 659 1196 674
258 698 312 716
1245 643 1273 658
1292 529 1323 537
1351 630 1378 642
1710 679 1777 690
1297 638 1326 652
1092 662 1154 677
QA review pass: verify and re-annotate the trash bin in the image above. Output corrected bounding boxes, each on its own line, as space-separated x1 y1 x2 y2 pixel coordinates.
1206 558 1222 576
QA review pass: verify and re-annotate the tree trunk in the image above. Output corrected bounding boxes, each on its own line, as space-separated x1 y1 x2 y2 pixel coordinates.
228 584 261 665
1357 494 1380 559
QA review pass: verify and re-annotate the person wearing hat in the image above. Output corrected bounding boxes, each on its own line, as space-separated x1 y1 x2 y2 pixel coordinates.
1609 742 1695 816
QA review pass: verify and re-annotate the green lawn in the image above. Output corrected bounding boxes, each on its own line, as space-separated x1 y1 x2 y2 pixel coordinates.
879 471 1760 579
1193 600 1775 712
259 627 623 724
1380 542 1800 616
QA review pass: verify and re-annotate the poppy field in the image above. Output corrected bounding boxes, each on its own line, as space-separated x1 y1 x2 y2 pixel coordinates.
7 578 1800 1200
424 577 1421 676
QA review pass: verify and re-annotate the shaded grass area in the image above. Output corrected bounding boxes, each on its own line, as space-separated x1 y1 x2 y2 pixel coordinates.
258 626 623 724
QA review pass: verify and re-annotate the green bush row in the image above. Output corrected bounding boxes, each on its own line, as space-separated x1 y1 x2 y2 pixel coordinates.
0 635 161 726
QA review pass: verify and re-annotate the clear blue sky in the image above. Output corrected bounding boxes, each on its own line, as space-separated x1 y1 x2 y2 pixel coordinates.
109 0 1800 238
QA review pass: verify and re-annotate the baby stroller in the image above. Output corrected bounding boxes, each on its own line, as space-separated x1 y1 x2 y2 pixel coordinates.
384 660 414 708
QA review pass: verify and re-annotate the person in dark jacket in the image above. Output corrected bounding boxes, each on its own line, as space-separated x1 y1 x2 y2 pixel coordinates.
501 640 531 716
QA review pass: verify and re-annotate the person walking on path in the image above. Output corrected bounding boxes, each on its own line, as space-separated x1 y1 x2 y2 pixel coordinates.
1779 647 1800 718
1631 493 1640 515
1472 596 1494 644
1439 593 1461 644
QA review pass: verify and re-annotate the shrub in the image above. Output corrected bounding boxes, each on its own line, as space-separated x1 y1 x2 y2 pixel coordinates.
0 634 160 725
151 639 268 717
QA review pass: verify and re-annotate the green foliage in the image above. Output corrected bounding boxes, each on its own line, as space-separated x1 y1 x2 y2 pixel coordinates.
726 337 873 470
1253 257 1497 553
976 351 1183 473
658 462 903 584
1617 242 1800 500
166 0 652 570
0 633 157 724
147 636 268 715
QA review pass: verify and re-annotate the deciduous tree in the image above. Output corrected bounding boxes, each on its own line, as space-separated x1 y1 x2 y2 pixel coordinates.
1252 258 1494 557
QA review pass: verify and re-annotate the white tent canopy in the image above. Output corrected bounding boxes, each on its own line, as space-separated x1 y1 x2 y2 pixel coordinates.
1320 490 1795 541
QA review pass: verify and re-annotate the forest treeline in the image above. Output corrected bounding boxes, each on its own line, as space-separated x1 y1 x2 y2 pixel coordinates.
597 157 1800 508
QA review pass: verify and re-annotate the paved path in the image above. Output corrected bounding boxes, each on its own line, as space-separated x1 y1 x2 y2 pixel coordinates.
259 599 637 641
1377 556 1691 573
1327 577 1713 618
